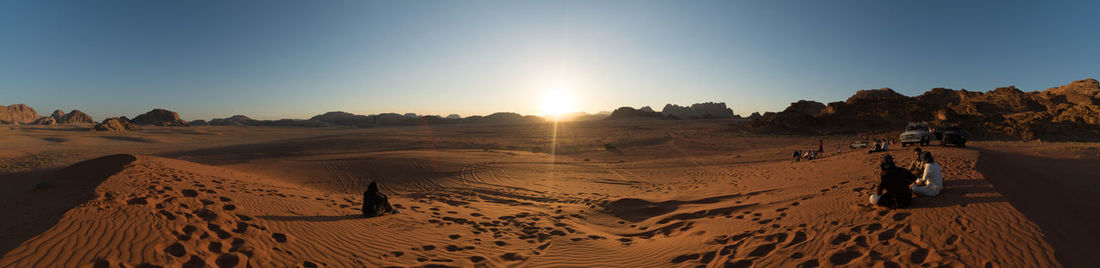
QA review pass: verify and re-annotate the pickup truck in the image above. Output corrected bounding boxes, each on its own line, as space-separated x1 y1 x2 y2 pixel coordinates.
941 126 968 147
900 122 934 147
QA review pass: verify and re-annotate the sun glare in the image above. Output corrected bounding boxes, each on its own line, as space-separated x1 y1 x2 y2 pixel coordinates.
540 88 578 118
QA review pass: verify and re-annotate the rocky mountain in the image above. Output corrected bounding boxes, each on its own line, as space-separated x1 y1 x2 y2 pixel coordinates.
0 104 40 124
209 115 260 126
607 106 662 120
661 102 736 119
93 117 138 131
30 110 94 125
446 114 462 119
752 78 1100 141
60 110 95 124
132 109 190 126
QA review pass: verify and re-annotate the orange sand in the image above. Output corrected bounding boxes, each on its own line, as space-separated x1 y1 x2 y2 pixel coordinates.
1 121 1092 267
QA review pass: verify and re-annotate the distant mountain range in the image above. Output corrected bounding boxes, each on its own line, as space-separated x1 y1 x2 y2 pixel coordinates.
10 77 1099 141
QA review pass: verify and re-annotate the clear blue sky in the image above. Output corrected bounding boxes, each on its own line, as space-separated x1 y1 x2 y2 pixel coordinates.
2 1 1098 120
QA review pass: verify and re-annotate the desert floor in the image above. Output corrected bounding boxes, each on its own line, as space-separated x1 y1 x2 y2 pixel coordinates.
0 120 1096 267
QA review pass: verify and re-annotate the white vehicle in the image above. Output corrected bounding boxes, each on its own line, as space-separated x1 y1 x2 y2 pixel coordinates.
900 122 934 147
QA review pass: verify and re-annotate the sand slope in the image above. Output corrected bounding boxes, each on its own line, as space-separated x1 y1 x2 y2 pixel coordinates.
0 143 1062 267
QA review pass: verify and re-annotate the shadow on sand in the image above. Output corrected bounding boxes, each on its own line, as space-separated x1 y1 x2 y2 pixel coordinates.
971 146 1100 267
0 154 136 257
257 214 364 222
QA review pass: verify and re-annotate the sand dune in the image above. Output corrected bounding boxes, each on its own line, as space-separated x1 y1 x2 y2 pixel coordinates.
0 123 1087 267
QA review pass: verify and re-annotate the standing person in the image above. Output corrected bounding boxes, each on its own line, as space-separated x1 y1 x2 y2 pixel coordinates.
869 155 918 208
818 139 824 154
911 152 944 196
362 181 397 217
793 150 801 162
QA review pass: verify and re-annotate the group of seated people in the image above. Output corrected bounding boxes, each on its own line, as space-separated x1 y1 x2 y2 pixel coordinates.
866 139 891 153
792 149 824 162
868 147 943 208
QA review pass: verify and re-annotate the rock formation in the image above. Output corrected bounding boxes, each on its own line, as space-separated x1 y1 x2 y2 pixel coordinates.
132 109 189 126
752 78 1100 141
661 102 736 119
607 107 662 120
93 117 138 131
59 110 95 124
209 115 260 126
0 104 40 124
30 109 94 125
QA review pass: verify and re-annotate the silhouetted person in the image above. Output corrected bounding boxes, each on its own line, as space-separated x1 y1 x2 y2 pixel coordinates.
869 155 917 208
911 152 943 196
818 139 824 154
362 182 396 217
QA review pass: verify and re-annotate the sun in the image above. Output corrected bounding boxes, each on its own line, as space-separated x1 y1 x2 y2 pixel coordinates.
540 87 578 117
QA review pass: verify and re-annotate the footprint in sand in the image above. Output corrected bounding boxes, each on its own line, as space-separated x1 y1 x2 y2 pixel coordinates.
272 233 288 243
127 197 148 205
669 253 700 264
214 253 240 268
725 259 753 268
786 231 807 247
500 252 527 261
208 242 223 253
945 234 959 245
892 212 911 221
828 248 863 265
747 243 777 257
163 242 186 257
831 233 851 245
797 259 820 268
909 248 929 264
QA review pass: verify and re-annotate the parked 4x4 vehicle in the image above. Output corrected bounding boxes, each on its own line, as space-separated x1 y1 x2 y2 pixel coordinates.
900 122 934 147
941 126 968 147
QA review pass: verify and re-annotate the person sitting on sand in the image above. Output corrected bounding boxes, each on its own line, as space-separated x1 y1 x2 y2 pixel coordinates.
907 147 924 173
869 155 917 208
793 150 801 162
362 181 396 217
867 140 885 153
911 152 944 196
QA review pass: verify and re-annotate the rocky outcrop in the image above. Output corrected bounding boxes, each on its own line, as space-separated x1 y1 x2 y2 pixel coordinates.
661 102 736 119
209 115 260 126
189 120 208 126
30 110 94 125
607 107 662 120
59 110 95 124
132 109 189 126
93 117 138 131
752 78 1100 141
0 104 40 124
446 114 462 119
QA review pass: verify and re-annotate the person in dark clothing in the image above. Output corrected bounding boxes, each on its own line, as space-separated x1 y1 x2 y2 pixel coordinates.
362 181 396 217
818 139 824 154
868 155 918 208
